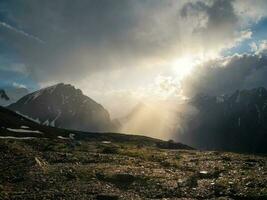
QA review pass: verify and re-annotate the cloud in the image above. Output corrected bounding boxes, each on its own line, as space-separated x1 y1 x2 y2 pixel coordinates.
12 82 27 89
1 0 266 84
235 30 252 43
155 75 181 96
0 21 44 44
257 40 267 54
180 0 256 51
234 0 267 23
181 52 267 97
249 40 267 54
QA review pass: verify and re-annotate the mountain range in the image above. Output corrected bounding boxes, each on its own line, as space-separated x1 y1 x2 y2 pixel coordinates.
178 87 267 153
2 82 267 153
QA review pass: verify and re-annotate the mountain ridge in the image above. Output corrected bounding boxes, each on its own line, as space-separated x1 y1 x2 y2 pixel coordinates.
178 87 267 153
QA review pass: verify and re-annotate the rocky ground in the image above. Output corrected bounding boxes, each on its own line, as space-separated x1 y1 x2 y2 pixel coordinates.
0 138 266 200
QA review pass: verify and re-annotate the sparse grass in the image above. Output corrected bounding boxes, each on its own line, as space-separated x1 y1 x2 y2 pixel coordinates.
0 138 266 199
101 145 120 154
96 172 137 189
118 146 170 163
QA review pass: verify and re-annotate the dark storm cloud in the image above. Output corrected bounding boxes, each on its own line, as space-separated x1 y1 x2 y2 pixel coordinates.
0 0 137 80
0 0 182 83
181 0 237 28
182 52 267 97
181 0 239 48
0 0 250 84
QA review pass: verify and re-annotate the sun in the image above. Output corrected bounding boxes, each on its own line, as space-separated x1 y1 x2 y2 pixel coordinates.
171 56 199 79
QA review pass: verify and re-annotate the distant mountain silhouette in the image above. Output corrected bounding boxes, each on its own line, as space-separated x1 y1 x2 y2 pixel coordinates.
0 89 9 101
0 89 10 106
8 83 117 132
179 87 267 153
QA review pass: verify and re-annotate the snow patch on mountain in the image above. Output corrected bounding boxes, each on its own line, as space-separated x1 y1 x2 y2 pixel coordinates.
7 128 43 134
15 111 41 124
0 136 37 140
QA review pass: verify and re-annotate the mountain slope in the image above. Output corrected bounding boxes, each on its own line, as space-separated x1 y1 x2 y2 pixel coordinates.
0 105 193 149
0 105 69 139
179 87 267 153
8 83 117 132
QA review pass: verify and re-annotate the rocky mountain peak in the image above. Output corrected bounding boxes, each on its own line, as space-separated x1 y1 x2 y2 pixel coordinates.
8 83 117 132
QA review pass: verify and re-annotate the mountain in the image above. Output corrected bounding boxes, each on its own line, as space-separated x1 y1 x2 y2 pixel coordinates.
178 87 267 153
8 83 117 132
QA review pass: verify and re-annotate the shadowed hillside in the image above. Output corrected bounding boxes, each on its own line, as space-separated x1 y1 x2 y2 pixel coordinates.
0 106 192 149
179 87 267 153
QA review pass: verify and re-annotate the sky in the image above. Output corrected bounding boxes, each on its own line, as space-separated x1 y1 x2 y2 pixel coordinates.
1 0 267 118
